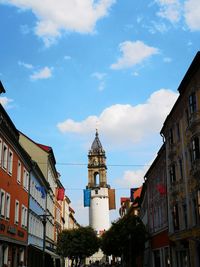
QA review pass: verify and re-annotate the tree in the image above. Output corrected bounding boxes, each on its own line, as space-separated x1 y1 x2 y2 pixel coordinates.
57 226 100 266
101 214 147 267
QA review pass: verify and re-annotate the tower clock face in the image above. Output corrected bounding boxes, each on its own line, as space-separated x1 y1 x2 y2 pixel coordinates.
93 157 98 166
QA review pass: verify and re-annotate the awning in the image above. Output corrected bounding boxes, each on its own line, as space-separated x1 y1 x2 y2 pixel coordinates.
45 248 60 259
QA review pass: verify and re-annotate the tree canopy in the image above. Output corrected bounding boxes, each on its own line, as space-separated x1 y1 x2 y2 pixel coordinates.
57 226 100 266
101 213 147 265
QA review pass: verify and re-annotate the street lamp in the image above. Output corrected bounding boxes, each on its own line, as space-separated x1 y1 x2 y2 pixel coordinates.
39 214 51 267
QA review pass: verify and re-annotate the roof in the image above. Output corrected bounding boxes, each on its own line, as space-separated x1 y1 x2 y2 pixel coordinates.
178 51 200 94
160 51 200 134
120 197 130 204
69 206 75 213
90 129 104 153
37 143 52 152
19 131 57 166
0 81 5 94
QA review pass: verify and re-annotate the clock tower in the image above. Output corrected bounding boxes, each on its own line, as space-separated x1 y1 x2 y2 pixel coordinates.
87 130 110 235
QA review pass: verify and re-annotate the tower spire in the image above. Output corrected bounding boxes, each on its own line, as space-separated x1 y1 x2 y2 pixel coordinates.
90 129 104 154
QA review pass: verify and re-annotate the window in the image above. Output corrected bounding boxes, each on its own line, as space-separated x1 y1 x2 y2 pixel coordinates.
192 137 200 161
0 138 2 165
169 164 176 183
0 189 5 217
189 92 197 115
21 205 28 227
17 161 21 183
176 122 180 141
198 190 200 219
23 168 29 191
15 200 19 224
183 204 187 229
7 149 13 175
172 204 179 231
2 143 8 170
193 198 198 225
19 249 24 263
154 250 161 267
26 172 29 191
5 193 10 219
169 128 174 145
179 158 183 179
3 246 8 265
186 109 190 126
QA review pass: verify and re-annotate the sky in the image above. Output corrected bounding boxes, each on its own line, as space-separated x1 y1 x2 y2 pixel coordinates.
0 0 200 225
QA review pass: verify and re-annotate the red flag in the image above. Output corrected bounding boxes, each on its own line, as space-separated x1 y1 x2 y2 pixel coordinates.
156 184 166 195
57 188 65 201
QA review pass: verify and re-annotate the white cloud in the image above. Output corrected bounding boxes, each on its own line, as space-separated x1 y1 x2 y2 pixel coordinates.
115 166 149 188
163 57 172 62
156 0 181 23
0 97 13 108
98 81 105 91
30 66 52 80
20 24 30 35
92 72 106 80
92 72 107 91
64 55 71 60
57 89 178 147
18 61 33 69
110 40 159 70
149 21 169 33
132 71 139 76
184 0 200 31
2 0 115 45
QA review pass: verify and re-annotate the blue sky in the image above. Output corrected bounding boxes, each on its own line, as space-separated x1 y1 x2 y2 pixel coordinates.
0 0 200 225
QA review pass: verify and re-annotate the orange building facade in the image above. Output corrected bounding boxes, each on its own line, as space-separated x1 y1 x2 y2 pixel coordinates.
0 103 31 267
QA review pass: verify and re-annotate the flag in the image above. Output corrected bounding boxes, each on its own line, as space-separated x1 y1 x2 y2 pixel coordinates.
57 188 65 201
83 189 91 207
130 188 135 202
156 184 167 195
35 185 46 199
108 189 116 210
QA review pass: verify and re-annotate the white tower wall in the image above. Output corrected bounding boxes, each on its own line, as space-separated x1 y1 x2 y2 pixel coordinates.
89 188 110 235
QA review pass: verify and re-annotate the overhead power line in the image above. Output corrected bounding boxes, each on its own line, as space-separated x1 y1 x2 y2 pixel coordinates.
3 160 151 167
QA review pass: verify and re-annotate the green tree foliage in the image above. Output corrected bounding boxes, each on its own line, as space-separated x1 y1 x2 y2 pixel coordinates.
57 226 100 266
101 214 147 265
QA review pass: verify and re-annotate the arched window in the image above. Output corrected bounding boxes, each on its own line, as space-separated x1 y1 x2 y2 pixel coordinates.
94 172 100 186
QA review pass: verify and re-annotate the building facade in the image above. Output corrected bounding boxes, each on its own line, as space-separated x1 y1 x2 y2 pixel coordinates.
19 133 60 265
27 161 49 267
144 145 170 267
0 103 31 267
160 52 200 267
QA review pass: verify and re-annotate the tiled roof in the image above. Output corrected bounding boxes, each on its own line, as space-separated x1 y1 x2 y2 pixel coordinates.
37 143 52 152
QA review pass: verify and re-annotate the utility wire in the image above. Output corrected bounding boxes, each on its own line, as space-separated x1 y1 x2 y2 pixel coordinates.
2 160 150 167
